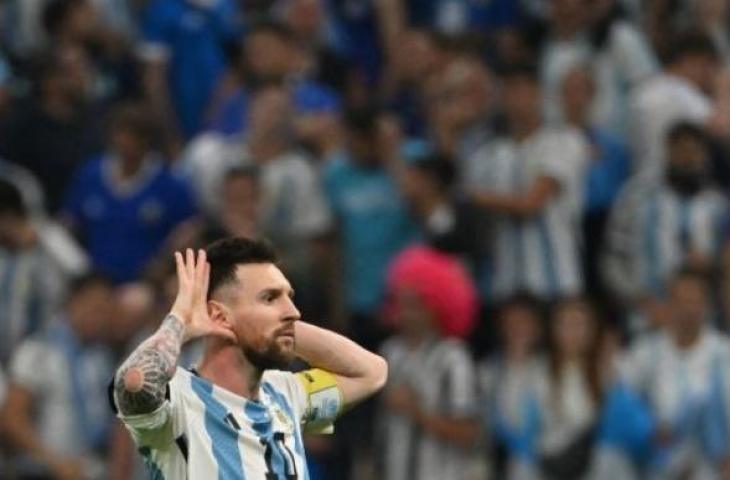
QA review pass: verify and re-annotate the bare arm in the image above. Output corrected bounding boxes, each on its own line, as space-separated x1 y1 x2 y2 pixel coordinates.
295 322 388 408
471 176 560 218
113 314 184 415
113 249 234 416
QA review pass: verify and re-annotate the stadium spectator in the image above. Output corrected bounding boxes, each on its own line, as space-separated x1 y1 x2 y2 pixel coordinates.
378 245 480 480
469 64 588 302
428 55 494 165
137 0 243 141
479 294 545 479
323 107 417 346
209 19 341 151
0 45 105 212
628 30 730 177
62 102 196 283
0 178 80 368
604 122 727 302
1 272 116 480
560 64 630 302
622 268 730 478
398 152 483 264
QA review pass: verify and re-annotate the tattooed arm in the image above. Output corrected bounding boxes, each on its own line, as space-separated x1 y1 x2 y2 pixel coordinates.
113 249 235 417
113 314 185 415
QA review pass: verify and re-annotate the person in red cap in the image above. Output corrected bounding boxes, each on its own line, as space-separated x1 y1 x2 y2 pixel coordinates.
377 245 481 480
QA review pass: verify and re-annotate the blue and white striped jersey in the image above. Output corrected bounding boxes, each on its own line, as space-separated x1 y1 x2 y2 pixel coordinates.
115 367 342 479
464 126 588 301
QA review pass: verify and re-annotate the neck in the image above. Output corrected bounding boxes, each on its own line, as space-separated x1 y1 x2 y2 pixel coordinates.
510 116 541 141
117 156 146 179
197 343 263 400
414 194 446 217
672 326 703 350
248 138 286 163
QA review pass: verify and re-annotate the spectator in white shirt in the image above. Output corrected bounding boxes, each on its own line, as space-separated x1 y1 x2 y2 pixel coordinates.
603 122 727 302
628 31 729 178
469 64 588 302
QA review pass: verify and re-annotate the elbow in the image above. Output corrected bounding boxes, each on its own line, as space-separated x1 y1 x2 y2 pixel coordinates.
370 355 388 394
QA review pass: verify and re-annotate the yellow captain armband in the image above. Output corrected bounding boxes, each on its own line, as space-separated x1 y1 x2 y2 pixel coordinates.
295 368 343 434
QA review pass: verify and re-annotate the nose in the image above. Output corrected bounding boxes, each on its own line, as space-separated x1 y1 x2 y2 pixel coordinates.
284 296 301 321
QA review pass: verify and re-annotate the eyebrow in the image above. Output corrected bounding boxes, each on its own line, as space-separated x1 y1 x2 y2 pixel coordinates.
258 287 295 299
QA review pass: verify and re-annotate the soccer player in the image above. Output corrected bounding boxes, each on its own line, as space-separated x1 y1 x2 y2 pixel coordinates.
111 237 388 478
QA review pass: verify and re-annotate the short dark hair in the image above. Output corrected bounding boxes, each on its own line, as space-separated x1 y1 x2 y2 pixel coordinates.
344 106 382 136
670 265 710 291
67 271 112 300
224 165 260 183
0 178 26 218
42 0 84 37
498 291 544 319
109 102 160 146
662 30 718 66
498 62 539 84
410 154 456 191
247 19 294 42
206 237 278 298
667 121 709 147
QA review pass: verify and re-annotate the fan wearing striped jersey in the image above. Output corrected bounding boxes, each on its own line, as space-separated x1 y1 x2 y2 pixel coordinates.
111 237 388 478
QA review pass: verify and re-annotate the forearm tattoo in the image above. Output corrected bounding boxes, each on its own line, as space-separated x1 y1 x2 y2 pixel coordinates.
114 314 185 415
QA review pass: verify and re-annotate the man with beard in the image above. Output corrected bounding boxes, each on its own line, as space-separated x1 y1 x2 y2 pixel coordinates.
604 121 727 302
111 237 388 478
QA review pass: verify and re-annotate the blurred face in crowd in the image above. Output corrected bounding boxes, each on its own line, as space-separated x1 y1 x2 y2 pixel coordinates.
552 300 596 360
500 303 542 359
283 0 324 41
430 58 493 132
68 280 115 343
666 131 709 195
668 275 709 346
248 87 293 143
550 0 588 36
44 45 93 104
0 211 34 251
245 30 293 81
502 74 542 131
221 172 260 237
345 126 379 167
393 288 435 343
64 0 98 44
394 30 439 83
561 66 595 126
109 283 155 346
112 127 150 164
681 53 719 95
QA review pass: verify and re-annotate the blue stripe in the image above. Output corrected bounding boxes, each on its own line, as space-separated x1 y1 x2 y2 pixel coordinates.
643 196 662 295
191 376 246 480
139 447 166 480
537 217 559 299
263 382 310 480
243 401 287 476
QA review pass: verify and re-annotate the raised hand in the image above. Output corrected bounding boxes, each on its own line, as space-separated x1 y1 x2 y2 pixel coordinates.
170 248 235 342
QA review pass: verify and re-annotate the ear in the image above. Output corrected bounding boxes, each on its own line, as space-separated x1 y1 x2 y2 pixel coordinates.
208 300 235 331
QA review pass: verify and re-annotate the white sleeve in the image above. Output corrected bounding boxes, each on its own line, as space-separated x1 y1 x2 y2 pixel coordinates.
610 23 657 85
114 368 186 449
9 339 48 395
534 130 587 190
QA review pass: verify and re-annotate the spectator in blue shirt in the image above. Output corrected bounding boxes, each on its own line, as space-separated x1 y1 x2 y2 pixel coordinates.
138 0 243 140
323 107 418 347
62 103 196 283
208 20 341 140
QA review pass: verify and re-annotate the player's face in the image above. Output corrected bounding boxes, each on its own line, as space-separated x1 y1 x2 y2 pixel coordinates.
227 264 300 369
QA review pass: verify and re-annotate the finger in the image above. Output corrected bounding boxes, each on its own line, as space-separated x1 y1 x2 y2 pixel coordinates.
174 252 185 286
186 248 195 278
202 260 211 302
194 249 207 302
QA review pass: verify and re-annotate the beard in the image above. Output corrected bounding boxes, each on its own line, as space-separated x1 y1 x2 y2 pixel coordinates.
243 340 295 370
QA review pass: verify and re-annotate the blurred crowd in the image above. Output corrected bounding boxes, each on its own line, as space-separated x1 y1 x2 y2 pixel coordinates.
0 0 729 479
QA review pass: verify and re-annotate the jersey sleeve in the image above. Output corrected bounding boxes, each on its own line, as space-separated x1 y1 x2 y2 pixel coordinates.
112 367 186 450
